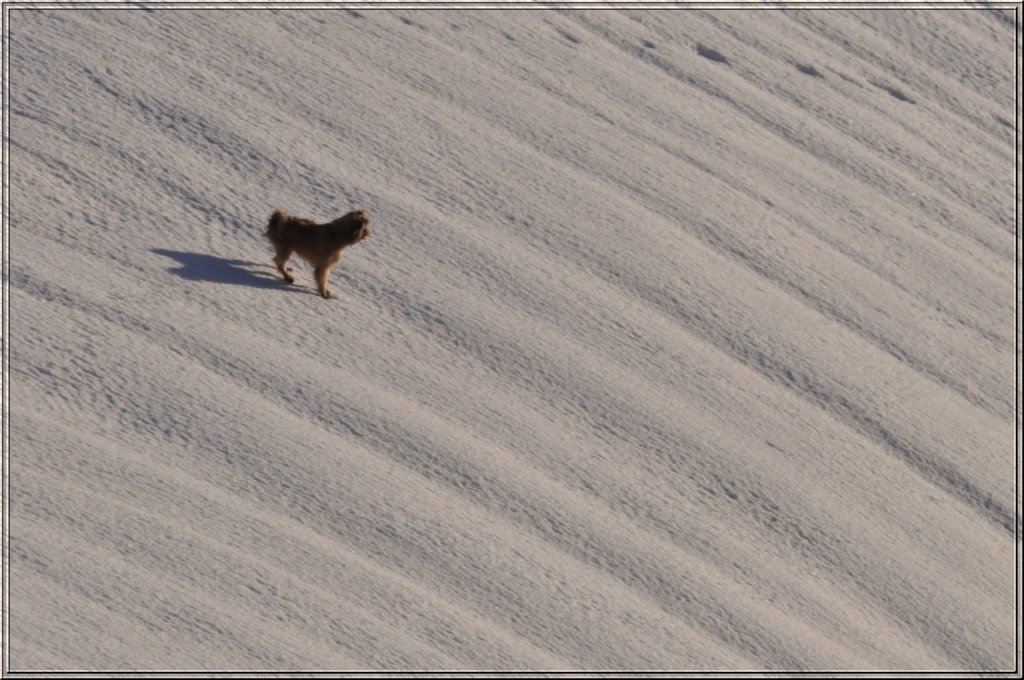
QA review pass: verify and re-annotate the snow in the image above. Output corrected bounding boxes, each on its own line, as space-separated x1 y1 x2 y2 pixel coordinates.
5 5 1018 671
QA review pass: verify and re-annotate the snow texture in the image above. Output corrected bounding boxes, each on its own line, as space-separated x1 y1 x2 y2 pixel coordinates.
5 5 1018 672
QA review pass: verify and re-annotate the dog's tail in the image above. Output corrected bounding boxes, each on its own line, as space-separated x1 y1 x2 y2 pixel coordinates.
266 208 287 239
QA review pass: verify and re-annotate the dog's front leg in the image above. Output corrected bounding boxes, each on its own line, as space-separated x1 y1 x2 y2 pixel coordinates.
314 264 334 298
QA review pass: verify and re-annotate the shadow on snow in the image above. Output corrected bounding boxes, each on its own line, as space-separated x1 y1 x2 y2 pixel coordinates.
152 248 299 292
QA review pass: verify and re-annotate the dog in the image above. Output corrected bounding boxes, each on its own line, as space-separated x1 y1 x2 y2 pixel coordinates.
265 208 370 298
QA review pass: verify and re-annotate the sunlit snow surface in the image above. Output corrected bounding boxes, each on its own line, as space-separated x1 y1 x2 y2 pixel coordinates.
7 7 1017 671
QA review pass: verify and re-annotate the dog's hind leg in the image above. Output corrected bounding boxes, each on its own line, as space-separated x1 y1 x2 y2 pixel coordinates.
272 246 295 283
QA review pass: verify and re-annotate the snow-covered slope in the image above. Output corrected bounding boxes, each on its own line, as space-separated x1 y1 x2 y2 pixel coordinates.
6 6 1018 671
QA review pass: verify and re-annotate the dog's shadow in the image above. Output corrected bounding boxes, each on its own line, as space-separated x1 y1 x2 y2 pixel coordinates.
152 249 306 293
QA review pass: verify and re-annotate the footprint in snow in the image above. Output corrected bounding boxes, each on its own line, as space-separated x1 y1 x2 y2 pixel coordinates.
796 63 824 78
872 80 916 104
696 44 729 64
557 28 581 44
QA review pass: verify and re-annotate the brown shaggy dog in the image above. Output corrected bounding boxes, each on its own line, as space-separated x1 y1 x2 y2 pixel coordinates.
266 208 370 298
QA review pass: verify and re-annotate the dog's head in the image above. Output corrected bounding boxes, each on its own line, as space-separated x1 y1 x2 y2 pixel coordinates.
346 209 370 242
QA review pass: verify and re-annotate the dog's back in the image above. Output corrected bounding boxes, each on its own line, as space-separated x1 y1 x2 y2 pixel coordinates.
266 208 316 247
